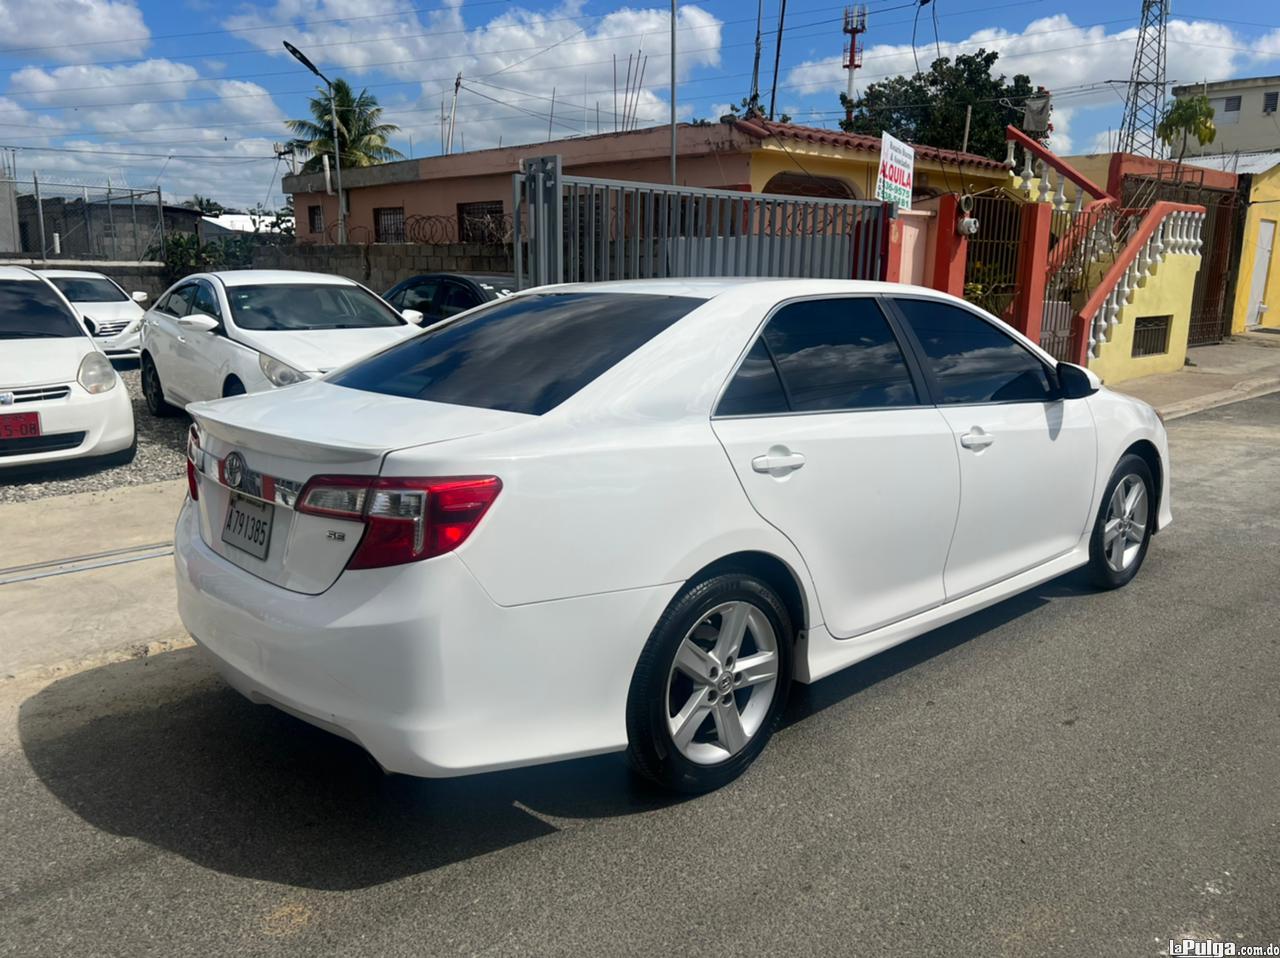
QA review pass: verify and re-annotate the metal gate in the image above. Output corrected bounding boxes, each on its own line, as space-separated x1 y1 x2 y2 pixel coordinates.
1121 173 1244 345
963 191 1026 318
513 155 888 289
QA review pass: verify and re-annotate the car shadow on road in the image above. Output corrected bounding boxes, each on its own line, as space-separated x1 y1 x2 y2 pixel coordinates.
17 569 1094 891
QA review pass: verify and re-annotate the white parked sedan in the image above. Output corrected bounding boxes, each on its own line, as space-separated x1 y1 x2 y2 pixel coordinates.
38 269 149 358
139 270 423 415
0 267 135 469
175 279 1171 793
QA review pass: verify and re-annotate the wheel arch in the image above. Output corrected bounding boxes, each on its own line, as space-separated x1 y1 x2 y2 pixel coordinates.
683 550 809 642
1121 439 1163 527
222 373 246 397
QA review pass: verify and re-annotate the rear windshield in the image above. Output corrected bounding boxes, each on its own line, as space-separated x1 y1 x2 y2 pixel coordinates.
0 281 84 339
227 283 404 331
330 292 704 415
47 276 128 303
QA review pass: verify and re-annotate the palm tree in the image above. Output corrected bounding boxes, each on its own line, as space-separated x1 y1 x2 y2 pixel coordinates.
1157 95 1217 168
286 78 404 172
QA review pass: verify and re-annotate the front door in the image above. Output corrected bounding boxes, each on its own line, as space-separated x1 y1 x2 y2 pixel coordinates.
888 296 1098 598
1248 219 1275 328
711 296 961 638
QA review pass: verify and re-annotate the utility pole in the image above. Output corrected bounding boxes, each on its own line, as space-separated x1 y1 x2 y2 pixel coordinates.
1118 0 1169 157
750 0 764 107
842 5 867 123
961 103 972 153
670 0 678 184
548 87 556 141
447 72 462 155
283 41 345 242
768 0 788 121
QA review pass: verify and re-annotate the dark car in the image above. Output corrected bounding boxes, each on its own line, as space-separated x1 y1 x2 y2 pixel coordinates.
384 273 515 324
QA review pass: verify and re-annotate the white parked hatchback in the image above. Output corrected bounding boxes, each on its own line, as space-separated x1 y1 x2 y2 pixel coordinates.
0 267 135 469
139 270 423 415
38 269 149 357
175 279 1171 793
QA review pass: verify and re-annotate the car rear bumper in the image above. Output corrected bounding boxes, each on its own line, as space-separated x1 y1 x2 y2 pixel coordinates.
173 499 679 777
0 382 134 468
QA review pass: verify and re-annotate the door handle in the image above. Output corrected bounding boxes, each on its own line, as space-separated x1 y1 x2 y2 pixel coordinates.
176 336 187 344
960 429 994 450
751 449 806 475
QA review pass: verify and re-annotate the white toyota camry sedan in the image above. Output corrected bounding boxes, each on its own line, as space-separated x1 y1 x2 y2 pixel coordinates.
175 279 1171 793
139 270 422 415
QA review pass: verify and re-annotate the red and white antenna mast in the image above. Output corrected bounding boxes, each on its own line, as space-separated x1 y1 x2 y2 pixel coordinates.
843 5 867 122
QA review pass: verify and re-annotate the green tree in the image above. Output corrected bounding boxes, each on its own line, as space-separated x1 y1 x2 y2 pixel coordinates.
1157 95 1216 166
839 49 1043 160
286 78 404 172
182 194 226 214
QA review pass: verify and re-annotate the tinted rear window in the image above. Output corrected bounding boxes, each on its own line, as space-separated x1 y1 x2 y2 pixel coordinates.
330 292 703 415
0 280 84 339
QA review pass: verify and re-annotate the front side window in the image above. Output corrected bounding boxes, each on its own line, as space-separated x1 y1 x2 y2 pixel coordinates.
191 283 221 320
330 292 703 416
46 276 128 303
438 283 479 318
893 298 1055 404
400 280 440 313
159 284 198 317
227 284 404 331
0 280 85 339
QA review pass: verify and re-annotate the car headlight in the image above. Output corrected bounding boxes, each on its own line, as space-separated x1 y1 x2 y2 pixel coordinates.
77 351 117 394
259 353 310 387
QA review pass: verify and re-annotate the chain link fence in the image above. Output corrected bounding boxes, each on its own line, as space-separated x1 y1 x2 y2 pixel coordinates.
0 168 168 261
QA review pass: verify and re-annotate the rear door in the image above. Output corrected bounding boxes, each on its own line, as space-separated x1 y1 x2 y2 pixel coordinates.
711 296 961 638
887 296 1098 598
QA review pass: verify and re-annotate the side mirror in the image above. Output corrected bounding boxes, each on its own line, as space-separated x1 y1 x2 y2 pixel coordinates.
178 314 220 334
1057 362 1099 399
132 291 148 304
402 308 425 326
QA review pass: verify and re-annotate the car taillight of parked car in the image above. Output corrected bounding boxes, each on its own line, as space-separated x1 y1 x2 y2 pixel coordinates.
295 475 502 569
186 425 202 501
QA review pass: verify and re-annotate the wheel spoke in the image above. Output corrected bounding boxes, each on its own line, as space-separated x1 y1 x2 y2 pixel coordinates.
1103 517 1123 546
674 638 716 683
670 690 713 750
1123 480 1144 517
734 650 778 688
713 701 748 754
713 603 750 664
1108 530 1126 569
1109 483 1127 520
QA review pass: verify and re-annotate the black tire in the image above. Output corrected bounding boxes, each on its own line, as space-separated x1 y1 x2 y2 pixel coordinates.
100 438 137 467
222 377 246 398
626 572 794 794
1088 453 1156 590
140 354 175 418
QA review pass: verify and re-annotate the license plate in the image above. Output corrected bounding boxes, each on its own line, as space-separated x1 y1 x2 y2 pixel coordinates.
0 412 41 440
221 494 274 560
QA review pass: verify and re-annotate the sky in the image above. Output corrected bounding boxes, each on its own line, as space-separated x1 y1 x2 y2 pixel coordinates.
1 0 1278 210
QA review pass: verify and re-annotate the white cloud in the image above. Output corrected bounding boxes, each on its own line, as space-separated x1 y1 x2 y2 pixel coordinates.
224 0 723 151
0 0 150 62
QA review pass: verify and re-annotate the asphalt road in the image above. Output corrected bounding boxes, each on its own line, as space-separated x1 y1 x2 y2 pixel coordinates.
2 394 1278 957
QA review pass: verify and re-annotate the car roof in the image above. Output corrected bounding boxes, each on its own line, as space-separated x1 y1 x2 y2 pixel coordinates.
0 266 44 282
206 270 361 288
34 269 113 279
531 277 949 300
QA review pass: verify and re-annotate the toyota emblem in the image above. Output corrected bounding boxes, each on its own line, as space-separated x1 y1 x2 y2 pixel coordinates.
224 451 246 489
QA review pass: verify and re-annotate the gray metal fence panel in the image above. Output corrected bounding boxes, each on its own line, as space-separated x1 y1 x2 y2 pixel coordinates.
513 156 888 289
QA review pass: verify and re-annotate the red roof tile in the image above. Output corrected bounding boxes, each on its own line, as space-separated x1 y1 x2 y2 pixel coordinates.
731 117 1008 172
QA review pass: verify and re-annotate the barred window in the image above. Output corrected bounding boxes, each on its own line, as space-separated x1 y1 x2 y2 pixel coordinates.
1131 316 1171 357
374 207 406 243
457 201 504 242
307 204 324 234
1264 91 1278 114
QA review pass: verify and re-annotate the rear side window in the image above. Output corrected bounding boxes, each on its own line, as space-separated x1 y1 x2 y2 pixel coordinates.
893 298 1055 404
0 280 84 339
330 292 703 415
717 338 789 416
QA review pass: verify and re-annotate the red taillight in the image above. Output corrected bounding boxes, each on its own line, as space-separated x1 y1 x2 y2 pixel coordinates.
296 475 502 569
185 425 201 501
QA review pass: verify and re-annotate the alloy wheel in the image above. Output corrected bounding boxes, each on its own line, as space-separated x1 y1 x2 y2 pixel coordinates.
1103 473 1149 573
664 600 780 765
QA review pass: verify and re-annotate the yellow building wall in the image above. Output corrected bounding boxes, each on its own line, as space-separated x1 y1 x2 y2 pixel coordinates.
747 146 1007 200
1090 252 1203 384
1230 166 1280 332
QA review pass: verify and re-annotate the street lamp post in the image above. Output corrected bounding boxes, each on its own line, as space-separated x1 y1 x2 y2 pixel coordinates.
283 41 346 244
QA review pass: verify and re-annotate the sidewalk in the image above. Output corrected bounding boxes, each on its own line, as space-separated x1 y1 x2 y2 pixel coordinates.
1114 331 1280 420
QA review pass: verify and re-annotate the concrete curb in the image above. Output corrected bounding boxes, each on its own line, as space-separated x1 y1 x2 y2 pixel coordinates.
1157 374 1280 421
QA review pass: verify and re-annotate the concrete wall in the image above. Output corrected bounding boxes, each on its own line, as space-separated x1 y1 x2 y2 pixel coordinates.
1232 166 1280 331
1175 77 1280 156
1090 251 1203 384
0 258 168 297
251 242 513 293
